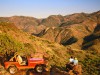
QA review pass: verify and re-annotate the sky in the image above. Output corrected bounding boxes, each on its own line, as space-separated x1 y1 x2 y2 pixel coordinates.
0 0 100 18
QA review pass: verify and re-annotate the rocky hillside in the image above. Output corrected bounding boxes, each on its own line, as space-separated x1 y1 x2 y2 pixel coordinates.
0 22 69 67
37 11 100 49
0 11 100 75
0 16 45 34
82 24 100 52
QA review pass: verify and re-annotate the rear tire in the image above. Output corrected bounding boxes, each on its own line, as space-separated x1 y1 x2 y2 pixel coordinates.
35 65 44 73
8 66 18 74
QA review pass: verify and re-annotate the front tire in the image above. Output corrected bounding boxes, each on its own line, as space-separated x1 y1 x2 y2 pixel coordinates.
8 66 18 74
35 65 44 73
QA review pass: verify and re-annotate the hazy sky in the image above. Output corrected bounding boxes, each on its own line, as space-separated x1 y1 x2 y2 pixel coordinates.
0 0 100 18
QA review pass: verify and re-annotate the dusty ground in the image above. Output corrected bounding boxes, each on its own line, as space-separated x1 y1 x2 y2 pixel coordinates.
0 66 68 75
0 64 82 75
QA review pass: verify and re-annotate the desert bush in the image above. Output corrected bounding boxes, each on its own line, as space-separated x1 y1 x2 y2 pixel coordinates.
82 54 100 75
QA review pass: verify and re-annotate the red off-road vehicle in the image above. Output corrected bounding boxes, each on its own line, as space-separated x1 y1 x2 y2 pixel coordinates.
4 55 46 74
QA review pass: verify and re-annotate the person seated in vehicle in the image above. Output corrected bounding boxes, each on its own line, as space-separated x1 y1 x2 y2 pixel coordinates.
16 55 27 65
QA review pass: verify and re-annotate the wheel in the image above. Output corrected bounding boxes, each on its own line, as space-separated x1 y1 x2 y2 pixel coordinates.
35 65 44 73
8 66 18 74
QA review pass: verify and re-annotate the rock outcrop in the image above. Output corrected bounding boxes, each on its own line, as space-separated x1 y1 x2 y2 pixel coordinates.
66 64 82 75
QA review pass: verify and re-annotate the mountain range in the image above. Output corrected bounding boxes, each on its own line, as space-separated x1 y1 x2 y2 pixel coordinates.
0 11 100 75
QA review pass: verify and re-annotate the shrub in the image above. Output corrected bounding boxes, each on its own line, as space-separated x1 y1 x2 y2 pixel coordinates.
82 55 100 75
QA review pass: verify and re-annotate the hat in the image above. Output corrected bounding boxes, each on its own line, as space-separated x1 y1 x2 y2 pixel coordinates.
75 58 77 60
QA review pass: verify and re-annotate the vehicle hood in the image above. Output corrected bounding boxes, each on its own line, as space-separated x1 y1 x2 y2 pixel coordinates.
29 58 44 62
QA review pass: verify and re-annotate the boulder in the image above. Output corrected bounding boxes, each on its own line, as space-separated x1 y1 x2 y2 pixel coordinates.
72 65 82 75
